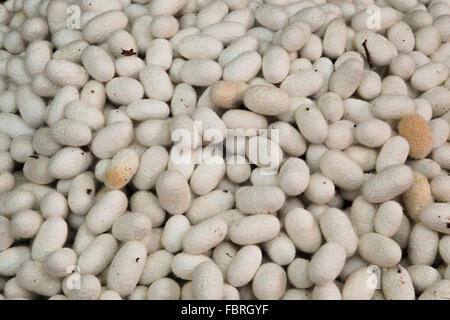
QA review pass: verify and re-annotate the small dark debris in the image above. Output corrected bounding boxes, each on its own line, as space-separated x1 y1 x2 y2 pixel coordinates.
136 257 140 262
86 189 92 195
121 48 136 56
80 145 90 153
362 39 375 71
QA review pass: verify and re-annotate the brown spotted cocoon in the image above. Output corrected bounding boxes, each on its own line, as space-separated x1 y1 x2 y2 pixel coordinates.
398 114 433 159
402 172 433 222
209 81 249 109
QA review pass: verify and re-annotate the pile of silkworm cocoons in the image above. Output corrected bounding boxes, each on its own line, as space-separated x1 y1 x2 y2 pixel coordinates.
0 0 449 301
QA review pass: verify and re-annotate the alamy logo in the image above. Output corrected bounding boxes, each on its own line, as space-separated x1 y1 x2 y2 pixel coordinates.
65 265 81 290
66 5 82 30
170 122 281 174
366 265 381 290
366 5 381 31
